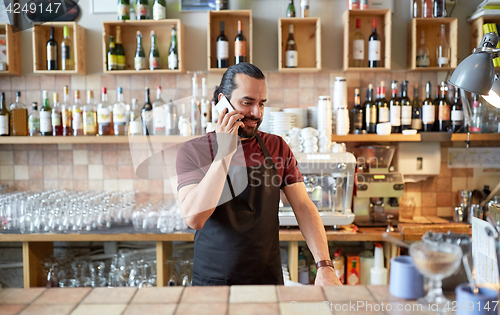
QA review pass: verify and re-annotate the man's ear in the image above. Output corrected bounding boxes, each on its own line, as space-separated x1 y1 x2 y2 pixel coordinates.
218 93 224 102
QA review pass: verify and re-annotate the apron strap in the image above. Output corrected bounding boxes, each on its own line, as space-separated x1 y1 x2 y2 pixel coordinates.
255 133 276 170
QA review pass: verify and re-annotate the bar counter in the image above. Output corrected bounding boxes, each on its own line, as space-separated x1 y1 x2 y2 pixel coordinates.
0 285 443 315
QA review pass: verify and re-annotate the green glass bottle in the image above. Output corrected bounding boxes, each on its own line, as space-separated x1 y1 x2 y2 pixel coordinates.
115 27 126 70
134 31 147 71
136 0 150 20
117 0 130 20
107 36 117 71
286 0 296 17
149 30 160 70
168 27 178 70
153 0 166 20
0 92 10 136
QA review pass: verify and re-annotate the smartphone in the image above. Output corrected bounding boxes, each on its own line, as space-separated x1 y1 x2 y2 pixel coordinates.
215 95 235 116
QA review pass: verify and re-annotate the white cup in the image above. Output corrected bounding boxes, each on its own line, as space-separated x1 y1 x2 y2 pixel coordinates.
303 144 319 153
301 127 319 139
332 143 346 153
376 122 392 135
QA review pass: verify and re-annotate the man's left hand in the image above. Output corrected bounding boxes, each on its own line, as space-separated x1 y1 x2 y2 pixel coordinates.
314 266 343 286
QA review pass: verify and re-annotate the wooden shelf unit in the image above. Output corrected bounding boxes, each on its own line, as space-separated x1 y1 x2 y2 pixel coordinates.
332 134 421 142
407 18 458 71
451 133 500 142
0 24 21 75
343 9 391 71
207 10 252 72
102 20 184 74
32 22 85 74
469 15 500 53
278 17 321 72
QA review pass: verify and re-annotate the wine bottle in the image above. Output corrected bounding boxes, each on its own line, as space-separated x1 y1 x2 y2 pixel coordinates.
411 84 422 131
470 94 483 133
52 92 63 136
72 90 83 136
128 98 142 136
61 26 74 71
136 0 150 20
117 0 130 20
28 102 40 137
115 27 126 70
114 87 128 136
416 31 430 67
437 82 450 132
217 21 229 68
153 86 166 135
353 19 364 68
400 81 412 131
368 19 381 68
97 87 112 136
437 24 450 68
0 92 9 136
376 81 389 124
142 88 153 135
61 86 73 136
149 30 160 70
422 82 435 132
422 0 432 18
300 0 309 18
350 88 365 134
165 99 178 135
108 36 117 71
234 20 247 64
285 24 298 68
47 27 58 71
168 27 178 70
286 0 296 17
389 81 401 133
412 0 422 18
10 91 28 136
433 0 445 18
83 91 97 136
134 31 147 71
40 90 53 136
451 87 463 133
153 0 166 20
364 84 377 134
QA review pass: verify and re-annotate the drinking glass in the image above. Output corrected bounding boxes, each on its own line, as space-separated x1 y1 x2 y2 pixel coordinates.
399 196 416 220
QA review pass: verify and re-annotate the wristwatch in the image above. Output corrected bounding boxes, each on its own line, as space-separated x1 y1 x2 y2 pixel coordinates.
315 260 334 270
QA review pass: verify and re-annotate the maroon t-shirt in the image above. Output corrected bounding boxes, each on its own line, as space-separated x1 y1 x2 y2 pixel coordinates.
176 131 303 191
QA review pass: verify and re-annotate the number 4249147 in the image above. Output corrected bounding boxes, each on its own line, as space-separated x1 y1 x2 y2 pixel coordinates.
6 2 62 14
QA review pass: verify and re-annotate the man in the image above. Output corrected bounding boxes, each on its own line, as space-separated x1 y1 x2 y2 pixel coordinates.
176 63 341 286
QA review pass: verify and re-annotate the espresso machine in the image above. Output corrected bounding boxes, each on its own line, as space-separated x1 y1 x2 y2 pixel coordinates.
279 152 356 227
352 146 405 227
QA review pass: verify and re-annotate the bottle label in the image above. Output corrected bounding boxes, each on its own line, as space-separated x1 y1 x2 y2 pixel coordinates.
51 112 61 127
438 56 449 67
129 120 142 135
451 109 463 122
118 4 129 17
235 41 247 57
438 104 451 121
136 4 148 17
61 45 70 60
353 113 363 129
72 109 82 130
113 105 127 123
0 115 8 135
378 107 389 123
150 56 160 70
29 118 40 133
40 111 52 132
84 111 96 134
142 111 153 124
108 55 117 69
286 50 298 67
217 41 229 60
366 107 377 124
390 105 401 126
117 55 126 70
401 106 412 125
422 104 435 124
153 106 165 129
168 52 178 70
47 45 57 61
97 107 111 124
153 3 166 20
353 39 364 60
417 54 430 67
368 40 381 61
411 118 422 130
62 109 71 128
134 57 147 70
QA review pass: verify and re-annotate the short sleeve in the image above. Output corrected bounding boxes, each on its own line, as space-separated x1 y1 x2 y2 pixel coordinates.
280 139 303 188
176 135 214 191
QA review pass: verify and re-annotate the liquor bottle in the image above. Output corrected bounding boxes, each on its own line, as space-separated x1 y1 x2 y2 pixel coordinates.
40 90 53 136
412 0 422 18
128 98 142 136
411 85 422 131
168 27 178 70
136 0 149 20
422 0 432 18
72 90 83 136
118 0 130 20
150 30 160 70
437 24 450 68
422 82 435 131
400 81 412 131
114 87 128 136
451 88 463 133
300 0 309 18
285 24 298 68
142 88 153 135
191 76 201 135
153 86 166 135
353 19 364 68
376 81 389 124
97 87 112 136
470 94 483 133
153 0 166 20
286 0 296 17
115 27 126 70
134 31 147 71
417 31 430 67
360 0 368 10
52 92 63 136
389 81 401 133
165 99 178 135
437 82 450 132
0 92 9 136
368 19 381 68
217 21 229 68
10 91 28 136
200 78 210 134
350 88 365 134
47 27 58 71
61 26 74 71
108 36 117 71
83 91 97 136
364 84 377 134
29 103 40 136
61 86 72 136
433 0 445 18
234 20 247 64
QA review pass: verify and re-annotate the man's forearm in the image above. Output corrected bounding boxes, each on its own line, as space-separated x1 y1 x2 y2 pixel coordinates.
294 201 331 262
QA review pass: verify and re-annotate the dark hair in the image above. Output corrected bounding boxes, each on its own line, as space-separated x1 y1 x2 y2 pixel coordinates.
212 62 265 104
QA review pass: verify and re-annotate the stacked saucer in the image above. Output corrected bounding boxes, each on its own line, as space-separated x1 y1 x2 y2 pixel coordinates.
260 106 281 133
283 108 307 129
307 107 318 129
270 112 295 135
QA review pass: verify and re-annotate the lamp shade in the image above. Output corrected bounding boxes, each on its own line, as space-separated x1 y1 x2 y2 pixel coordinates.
483 77 500 108
449 52 495 95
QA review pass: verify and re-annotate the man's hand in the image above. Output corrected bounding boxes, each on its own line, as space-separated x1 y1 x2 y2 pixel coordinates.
314 267 343 286
215 108 244 160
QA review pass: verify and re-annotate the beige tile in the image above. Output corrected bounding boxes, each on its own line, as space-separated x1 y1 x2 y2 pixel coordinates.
118 165 134 179
283 88 299 107
229 285 277 303
313 73 330 88
283 73 298 88
118 179 133 191
88 150 102 165
0 289 46 305
0 166 14 180
88 180 103 191
146 75 161 89
180 286 229 304
70 304 127 315
30 179 44 192
436 177 451 192
14 165 29 180
103 179 118 191
43 165 58 179
164 179 174 194
0 304 26 315
421 193 436 207
58 151 73 164
33 288 91 305
268 88 283 105
26 76 41 90
131 287 184 304
279 302 332 315
55 75 71 90
228 303 279 315
27 151 42 165
14 151 28 165
174 303 227 315
73 150 88 165
19 304 75 315
437 206 453 217
103 151 118 165
277 286 325 302
74 180 88 191
118 150 133 165
421 207 436 216
439 163 452 177
268 73 283 88
0 151 13 165
298 88 314 105
58 165 73 179
29 165 43 179
436 192 452 207
44 180 59 190
123 304 176 315
134 179 149 193
71 75 86 90
299 73 314 88
40 75 56 90
86 75 101 90
58 144 72 150
11 76 26 90
104 165 118 179
451 177 467 192
82 287 137 304
88 165 103 180
73 165 88 179
323 285 374 302
176 73 191 90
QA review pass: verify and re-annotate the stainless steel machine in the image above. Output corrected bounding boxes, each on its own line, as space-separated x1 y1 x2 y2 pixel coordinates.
279 152 356 227
352 145 405 227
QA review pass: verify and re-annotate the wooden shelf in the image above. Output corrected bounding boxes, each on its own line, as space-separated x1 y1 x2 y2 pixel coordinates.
278 17 321 72
102 19 184 73
0 24 21 75
451 133 500 142
332 134 421 142
407 18 457 71
0 135 198 144
344 67 389 72
343 9 391 71
469 15 500 53
33 22 85 74
208 10 252 72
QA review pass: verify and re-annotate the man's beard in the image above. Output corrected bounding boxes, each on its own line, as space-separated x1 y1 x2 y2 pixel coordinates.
238 117 262 138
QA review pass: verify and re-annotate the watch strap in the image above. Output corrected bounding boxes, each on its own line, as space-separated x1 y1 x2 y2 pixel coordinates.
315 259 334 270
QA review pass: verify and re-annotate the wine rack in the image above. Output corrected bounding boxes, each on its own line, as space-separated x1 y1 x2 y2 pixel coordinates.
32 22 86 75
0 24 21 75
102 19 184 74
342 9 392 72
278 17 321 73
407 18 458 71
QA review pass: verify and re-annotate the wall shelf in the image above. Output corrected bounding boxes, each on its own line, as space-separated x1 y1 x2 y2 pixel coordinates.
332 134 421 142
0 24 21 75
451 133 500 142
0 135 198 144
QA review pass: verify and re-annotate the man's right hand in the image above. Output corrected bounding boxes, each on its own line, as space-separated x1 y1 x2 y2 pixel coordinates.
215 108 244 160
